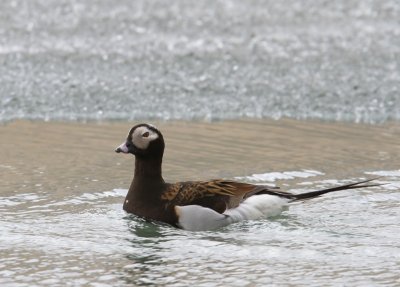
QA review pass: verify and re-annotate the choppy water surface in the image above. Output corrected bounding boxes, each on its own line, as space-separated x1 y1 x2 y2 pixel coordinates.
1 172 400 286
0 0 400 123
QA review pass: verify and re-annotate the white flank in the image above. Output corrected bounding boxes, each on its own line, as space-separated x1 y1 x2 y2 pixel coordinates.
175 205 228 231
176 194 289 231
224 194 289 221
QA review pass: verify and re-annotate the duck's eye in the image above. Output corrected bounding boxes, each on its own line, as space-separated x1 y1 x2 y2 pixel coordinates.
142 132 150 138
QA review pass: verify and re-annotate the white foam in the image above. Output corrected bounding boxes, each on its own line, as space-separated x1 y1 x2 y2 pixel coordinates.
237 170 324 182
365 170 400 177
30 189 128 209
0 193 43 207
73 190 127 203
113 189 129 196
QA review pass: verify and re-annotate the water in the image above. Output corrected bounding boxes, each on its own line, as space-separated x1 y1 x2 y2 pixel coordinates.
1 174 399 286
1 0 400 285
1 120 400 286
0 0 400 123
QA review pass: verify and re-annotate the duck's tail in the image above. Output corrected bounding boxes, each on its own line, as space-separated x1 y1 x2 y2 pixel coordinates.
288 177 382 202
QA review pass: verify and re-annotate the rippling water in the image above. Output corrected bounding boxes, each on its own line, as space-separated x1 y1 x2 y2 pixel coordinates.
1 172 399 286
0 0 400 123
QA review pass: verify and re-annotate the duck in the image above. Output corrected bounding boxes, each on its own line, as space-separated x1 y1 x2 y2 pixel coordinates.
115 123 379 231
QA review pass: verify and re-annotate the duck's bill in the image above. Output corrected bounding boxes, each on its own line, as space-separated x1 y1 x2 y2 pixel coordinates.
115 142 129 153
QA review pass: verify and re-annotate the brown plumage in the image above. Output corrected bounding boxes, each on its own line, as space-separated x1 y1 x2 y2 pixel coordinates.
115 123 381 230
161 180 287 211
161 180 256 213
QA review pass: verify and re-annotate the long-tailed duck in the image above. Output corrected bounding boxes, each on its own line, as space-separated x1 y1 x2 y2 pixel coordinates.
115 123 379 231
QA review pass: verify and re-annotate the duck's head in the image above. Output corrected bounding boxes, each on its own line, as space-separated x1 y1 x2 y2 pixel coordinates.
115 123 164 159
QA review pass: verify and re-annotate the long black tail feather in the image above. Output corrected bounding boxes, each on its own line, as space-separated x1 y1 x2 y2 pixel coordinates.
289 177 382 202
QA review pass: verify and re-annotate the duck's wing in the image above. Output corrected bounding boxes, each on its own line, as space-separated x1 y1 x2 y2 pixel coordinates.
161 177 383 215
165 178 382 231
161 180 281 213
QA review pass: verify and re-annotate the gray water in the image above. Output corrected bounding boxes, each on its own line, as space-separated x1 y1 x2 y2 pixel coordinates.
1 0 400 123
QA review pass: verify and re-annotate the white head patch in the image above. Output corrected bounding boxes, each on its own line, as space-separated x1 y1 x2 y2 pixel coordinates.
131 126 159 150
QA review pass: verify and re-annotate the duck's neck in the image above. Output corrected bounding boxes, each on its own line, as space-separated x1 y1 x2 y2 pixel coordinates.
125 156 164 204
133 156 164 182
